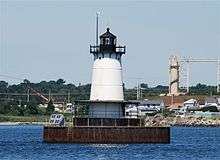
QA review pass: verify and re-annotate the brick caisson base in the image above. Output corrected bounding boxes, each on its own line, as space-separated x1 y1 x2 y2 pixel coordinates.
43 126 170 144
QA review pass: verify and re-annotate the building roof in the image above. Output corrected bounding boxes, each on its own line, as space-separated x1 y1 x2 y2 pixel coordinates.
205 97 218 103
161 96 184 108
100 28 116 39
184 99 197 104
74 100 139 105
139 99 163 105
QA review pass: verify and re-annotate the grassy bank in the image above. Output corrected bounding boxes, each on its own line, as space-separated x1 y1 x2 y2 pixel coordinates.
0 114 49 122
0 114 74 123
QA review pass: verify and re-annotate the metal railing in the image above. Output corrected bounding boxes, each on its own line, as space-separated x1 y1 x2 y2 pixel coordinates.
90 45 126 54
73 117 143 127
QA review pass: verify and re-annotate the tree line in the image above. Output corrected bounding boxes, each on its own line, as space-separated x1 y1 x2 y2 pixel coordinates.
0 79 219 116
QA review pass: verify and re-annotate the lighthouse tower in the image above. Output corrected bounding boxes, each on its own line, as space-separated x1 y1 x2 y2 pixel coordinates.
89 28 126 118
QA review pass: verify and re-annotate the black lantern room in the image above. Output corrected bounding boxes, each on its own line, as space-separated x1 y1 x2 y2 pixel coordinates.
100 28 116 46
90 28 126 55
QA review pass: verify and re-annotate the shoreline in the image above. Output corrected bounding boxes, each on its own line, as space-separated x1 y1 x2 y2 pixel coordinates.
0 122 219 127
0 122 47 126
144 115 220 127
171 124 220 127
1 114 220 127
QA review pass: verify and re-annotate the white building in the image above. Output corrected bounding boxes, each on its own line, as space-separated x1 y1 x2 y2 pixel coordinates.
179 99 200 114
183 99 198 109
205 97 218 107
125 100 165 118
125 105 138 118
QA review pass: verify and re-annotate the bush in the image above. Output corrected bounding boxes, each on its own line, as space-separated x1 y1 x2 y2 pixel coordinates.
26 101 39 115
46 100 55 115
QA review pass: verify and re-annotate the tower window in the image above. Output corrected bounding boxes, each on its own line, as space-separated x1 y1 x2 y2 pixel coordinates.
106 38 110 45
100 38 104 45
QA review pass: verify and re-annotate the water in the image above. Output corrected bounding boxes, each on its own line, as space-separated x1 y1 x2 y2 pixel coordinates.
0 125 219 160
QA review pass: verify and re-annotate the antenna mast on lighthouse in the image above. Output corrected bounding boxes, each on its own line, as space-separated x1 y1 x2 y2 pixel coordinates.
96 12 100 45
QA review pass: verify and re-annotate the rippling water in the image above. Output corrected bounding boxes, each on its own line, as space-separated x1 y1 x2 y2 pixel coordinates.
0 125 219 160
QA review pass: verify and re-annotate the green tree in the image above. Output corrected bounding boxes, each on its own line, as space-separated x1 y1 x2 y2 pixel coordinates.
23 79 30 84
140 83 148 89
56 79 65 85
46 100 55 115
26 101 38 115
0 101 12 114
0 81 8 92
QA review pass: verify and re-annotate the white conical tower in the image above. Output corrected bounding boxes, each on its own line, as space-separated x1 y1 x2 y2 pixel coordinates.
89 28 126 118
90 28 125 101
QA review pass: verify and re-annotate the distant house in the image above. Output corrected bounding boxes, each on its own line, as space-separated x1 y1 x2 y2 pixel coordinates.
205 97 218 107
197 99 205 108
125 99 164 117
125 105 138 118
179 99 199 114
138 100 164 114
64 103 75 113
38 104 47 108
203 97 220 112
54 107 63 113
183 99 198 109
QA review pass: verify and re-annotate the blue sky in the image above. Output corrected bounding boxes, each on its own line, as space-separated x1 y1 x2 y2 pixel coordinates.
0 1 219 87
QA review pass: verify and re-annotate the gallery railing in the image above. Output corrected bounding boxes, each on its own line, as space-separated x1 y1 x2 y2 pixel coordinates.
73 117 144 127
